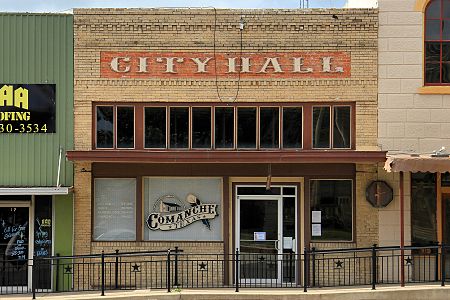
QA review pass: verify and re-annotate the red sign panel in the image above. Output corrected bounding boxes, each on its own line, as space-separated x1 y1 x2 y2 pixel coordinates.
100 52 351 79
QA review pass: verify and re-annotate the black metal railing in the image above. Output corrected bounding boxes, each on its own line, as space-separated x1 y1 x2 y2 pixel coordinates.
1 244 449 298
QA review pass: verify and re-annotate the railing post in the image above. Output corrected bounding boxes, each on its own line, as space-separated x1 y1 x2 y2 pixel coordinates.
167 249 171 293
371 244 377 290
303 247 308 292
174 246 179 287
101 250 105 296
235 248 239 292
55 253 60 292
114 250 119 289
441 243 446 287
435 244 440 282
32 256 37 299
311 247 316 287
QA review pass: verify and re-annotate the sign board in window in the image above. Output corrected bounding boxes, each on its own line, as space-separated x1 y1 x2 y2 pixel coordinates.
0 84 56 133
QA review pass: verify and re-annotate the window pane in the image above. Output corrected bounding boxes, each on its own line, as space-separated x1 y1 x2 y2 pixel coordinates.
444 20 450 40
283 107 302 148
237 108 256 148
215 107 234 148
96 106 113 148
170 107 189 148
444 43 450 61
445 0 450 19
443 63 450 83
426 63 441 83
310 180 352 241
426 0 441 19
411 173 437 246
442 172 450 186
192 107 211 148
117 107 134 148
145 107 166 148
426 42 441 61
426 19 441 41
312 107 330 148
94 179 136 241
260 107 279 148
333 106 351 148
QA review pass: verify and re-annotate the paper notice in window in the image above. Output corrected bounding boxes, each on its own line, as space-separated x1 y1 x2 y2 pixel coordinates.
254 232 266 241
312 211 321 223
312 224 322 237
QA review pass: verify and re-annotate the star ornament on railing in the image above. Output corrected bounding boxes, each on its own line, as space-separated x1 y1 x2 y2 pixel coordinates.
258 256 266 261
198 262 208 271
405 257 413 266
335 260 344 269
132 263 141 272
64 265 73 274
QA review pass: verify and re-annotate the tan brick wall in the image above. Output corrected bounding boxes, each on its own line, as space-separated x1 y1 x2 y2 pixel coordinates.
73 8 379 257
73 8 379 151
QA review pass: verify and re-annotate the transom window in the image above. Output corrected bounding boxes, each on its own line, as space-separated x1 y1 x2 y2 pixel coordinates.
425 0 450 84
94 103 354 150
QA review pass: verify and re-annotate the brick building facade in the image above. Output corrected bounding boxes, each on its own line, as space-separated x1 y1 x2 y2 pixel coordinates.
67 8 383 285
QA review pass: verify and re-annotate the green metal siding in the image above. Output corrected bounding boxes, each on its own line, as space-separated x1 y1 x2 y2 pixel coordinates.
0 14 73 187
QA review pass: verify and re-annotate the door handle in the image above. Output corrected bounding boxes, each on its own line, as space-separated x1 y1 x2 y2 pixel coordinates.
275 240 280 251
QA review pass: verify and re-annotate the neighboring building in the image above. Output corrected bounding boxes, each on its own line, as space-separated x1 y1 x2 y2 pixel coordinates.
67 8 382 285
0 14 74 291
379 0 450 277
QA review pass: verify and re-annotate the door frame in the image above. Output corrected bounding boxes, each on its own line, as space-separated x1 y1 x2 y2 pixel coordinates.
236 194 284 284
0 199 34 291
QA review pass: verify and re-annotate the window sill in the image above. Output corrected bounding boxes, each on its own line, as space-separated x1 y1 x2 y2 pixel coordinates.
417 86 450 95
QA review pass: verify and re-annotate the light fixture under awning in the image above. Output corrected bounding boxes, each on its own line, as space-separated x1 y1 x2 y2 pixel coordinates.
0 187 70 195
384 154 450 173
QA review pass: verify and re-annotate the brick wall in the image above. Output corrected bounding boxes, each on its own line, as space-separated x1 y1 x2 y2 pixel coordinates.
73 8 379 256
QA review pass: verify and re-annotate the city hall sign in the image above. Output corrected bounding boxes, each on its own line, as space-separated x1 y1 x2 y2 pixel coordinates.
146 194 219 231
101 51 351 79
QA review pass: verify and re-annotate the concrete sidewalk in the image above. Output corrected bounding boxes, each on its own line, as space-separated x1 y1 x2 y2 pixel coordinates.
3 285 450 300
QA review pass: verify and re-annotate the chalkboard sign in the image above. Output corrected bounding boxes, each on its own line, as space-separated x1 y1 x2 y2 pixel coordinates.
34 196 52 258
0 207 29 261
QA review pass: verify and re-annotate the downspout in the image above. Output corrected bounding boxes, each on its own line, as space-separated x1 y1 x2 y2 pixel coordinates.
400 171 405 287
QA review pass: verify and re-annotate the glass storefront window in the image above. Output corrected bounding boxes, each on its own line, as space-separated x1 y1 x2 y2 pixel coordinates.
310 179 353 241
93 178 136 241
192 107 211 148
333 106 351 148
283 107 302 148
96 106 114 148
260 107 279 148
144 178 222 241
145 107 166 148
411 173 437 246
237 108 257 149
170 107 189 148
117 107 134 148
312 107 331 149
214 107 234 148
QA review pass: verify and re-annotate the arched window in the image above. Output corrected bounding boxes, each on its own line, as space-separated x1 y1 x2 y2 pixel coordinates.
425 0 450 84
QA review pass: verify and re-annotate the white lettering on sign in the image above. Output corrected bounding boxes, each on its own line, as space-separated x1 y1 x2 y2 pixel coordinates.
110 57 131 73
147 204 218 231
156 57 184 73
191 57 212 73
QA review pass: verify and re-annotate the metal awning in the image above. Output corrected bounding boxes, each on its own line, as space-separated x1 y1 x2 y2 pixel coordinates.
0 187 70 195
384 154 450 173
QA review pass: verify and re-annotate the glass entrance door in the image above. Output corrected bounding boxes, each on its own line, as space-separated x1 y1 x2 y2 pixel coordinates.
0 207 30 287
237 196 283 284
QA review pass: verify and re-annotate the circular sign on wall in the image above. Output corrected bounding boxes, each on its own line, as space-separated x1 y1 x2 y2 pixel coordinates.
365 181 394 208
